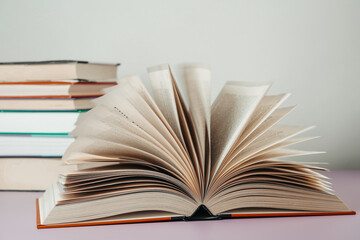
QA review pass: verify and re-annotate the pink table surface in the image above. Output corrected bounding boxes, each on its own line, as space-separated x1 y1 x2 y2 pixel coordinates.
0 170 359 240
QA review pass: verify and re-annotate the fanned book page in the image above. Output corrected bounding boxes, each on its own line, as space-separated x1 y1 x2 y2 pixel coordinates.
37 64 355 229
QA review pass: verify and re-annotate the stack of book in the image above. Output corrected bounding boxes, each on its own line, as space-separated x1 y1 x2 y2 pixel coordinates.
0 60 119 190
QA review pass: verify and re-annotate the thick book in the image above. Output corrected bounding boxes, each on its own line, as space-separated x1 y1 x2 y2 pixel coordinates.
0 81 117 98
0 158 76 191
0 60 119 82
37 64 355 229
0 97 95 111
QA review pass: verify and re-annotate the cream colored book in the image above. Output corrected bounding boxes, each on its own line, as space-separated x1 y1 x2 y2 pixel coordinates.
0 158 75 191
0 97 95 111
37 64 355 229
0 60 119 82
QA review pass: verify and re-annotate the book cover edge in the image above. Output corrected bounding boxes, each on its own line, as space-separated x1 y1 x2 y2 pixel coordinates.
35 199 356 229
0 95 103 99
0 81 117 85
0 60 120 66
36 199 174 229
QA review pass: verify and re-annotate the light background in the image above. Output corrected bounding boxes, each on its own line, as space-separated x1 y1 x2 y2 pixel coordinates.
0 0 359 169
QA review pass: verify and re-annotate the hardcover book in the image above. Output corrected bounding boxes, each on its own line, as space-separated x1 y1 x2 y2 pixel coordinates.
0 158 76 191
0 60 119 82
0 110 86 134
0 134 74 157
0 81 117 98
37 64 355 228
0 97 95 111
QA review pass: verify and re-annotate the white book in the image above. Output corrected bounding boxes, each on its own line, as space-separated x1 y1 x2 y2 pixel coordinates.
0 111 83 134
0 135 74 157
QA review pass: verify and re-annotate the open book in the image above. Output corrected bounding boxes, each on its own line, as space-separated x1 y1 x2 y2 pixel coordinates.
37 64 355 228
